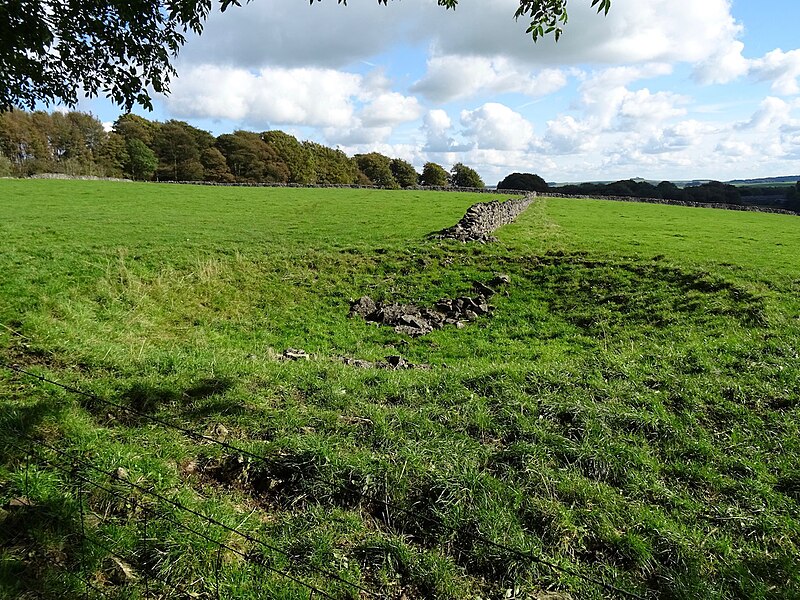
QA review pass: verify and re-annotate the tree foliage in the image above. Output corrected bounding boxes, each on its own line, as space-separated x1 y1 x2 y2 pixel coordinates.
216 131 289 183
0 109 105 175
2 1 610 111
497 172 549 192
389 158 419 188
353 153 399 189
419 162 449 187
97 133 129 178
0 108 492 189
262 131 316 184
200 147 234 183
125 138 158 181
304 141 359 185
450 162 485 189
786 181 800 211
153 120 206 181
557 179 745 204
2 1 212 111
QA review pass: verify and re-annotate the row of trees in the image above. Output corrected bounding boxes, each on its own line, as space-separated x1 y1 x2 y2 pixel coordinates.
497 171 799 209
785 182 800 211
553 179 786 206
0 110 486 188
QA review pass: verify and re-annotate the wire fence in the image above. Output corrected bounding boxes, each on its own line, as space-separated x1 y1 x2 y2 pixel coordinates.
0 357 647 600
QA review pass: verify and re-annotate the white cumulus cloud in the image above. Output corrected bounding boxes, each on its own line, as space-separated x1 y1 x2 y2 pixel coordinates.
751 49 800 96
359 92 423 127
460 103 535 151
413 55 567 102
166 65 363 128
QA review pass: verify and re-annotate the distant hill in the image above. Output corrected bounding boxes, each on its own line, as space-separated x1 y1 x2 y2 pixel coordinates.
550 176 799 188
728 176 800 185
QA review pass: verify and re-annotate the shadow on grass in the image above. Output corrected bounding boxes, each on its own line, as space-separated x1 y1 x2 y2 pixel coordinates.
0 484 85 598
119 377 236 423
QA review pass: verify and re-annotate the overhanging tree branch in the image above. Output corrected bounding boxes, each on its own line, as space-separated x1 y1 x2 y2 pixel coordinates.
0 0 611 112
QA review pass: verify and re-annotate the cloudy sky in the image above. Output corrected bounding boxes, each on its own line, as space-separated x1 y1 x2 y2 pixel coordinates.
85 0 800 184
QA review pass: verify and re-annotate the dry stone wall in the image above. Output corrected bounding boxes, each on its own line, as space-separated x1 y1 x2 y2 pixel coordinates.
432 194 536 242
541 193 798 216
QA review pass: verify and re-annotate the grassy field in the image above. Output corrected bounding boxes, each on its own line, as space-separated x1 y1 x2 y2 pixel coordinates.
1 179 799 599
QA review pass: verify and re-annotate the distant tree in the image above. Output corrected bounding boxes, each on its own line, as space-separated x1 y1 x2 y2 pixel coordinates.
63 112 106 159
0 154 11 177
261 131 316 184
389 158 419 188
216 131 289 183
200 147 234 183
48 112 87 162
684 181 740 204
153 120 205 181
497 172 548 192
786 181 800 211
303 141 359 184
656 180 682 200
125 138 158 180
113 113 159 146
603 180 634 196
419 162 449 187
354 152 399 188
354 169 373 186
450 162 485 188
96 133 129 178
0 110 52 174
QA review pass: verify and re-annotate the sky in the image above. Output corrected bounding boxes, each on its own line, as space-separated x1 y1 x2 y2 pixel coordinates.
76 0 800 184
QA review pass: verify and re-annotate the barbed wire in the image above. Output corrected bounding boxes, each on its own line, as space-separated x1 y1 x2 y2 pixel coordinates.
9 437 356 600
0 356 648 599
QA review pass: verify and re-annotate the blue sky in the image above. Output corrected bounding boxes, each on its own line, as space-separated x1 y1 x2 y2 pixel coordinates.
75 0 800 184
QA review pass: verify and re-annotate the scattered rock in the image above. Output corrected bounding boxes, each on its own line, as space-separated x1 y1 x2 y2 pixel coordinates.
282 348 310 361
380 355 431 370
349 277 508 337
349 296 377 319
7 497 33 508
383 355 409 369
211 423 229 442
473 280 496 296
112 467 129 481
339 355 430 370
102 556 139 585
340 356 375 369
489 273 511 286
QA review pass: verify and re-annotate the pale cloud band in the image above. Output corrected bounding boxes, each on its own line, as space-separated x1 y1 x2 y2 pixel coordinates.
159 0 800 182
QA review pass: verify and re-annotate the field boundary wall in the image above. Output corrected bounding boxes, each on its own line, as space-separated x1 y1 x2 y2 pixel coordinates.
540 192 798 215
16 174 798 215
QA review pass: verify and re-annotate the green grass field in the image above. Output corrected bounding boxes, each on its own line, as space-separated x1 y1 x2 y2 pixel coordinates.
1 179 799 599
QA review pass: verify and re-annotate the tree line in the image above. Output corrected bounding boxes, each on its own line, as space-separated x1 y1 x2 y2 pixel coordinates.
0 109 485 189
498 172 799 210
